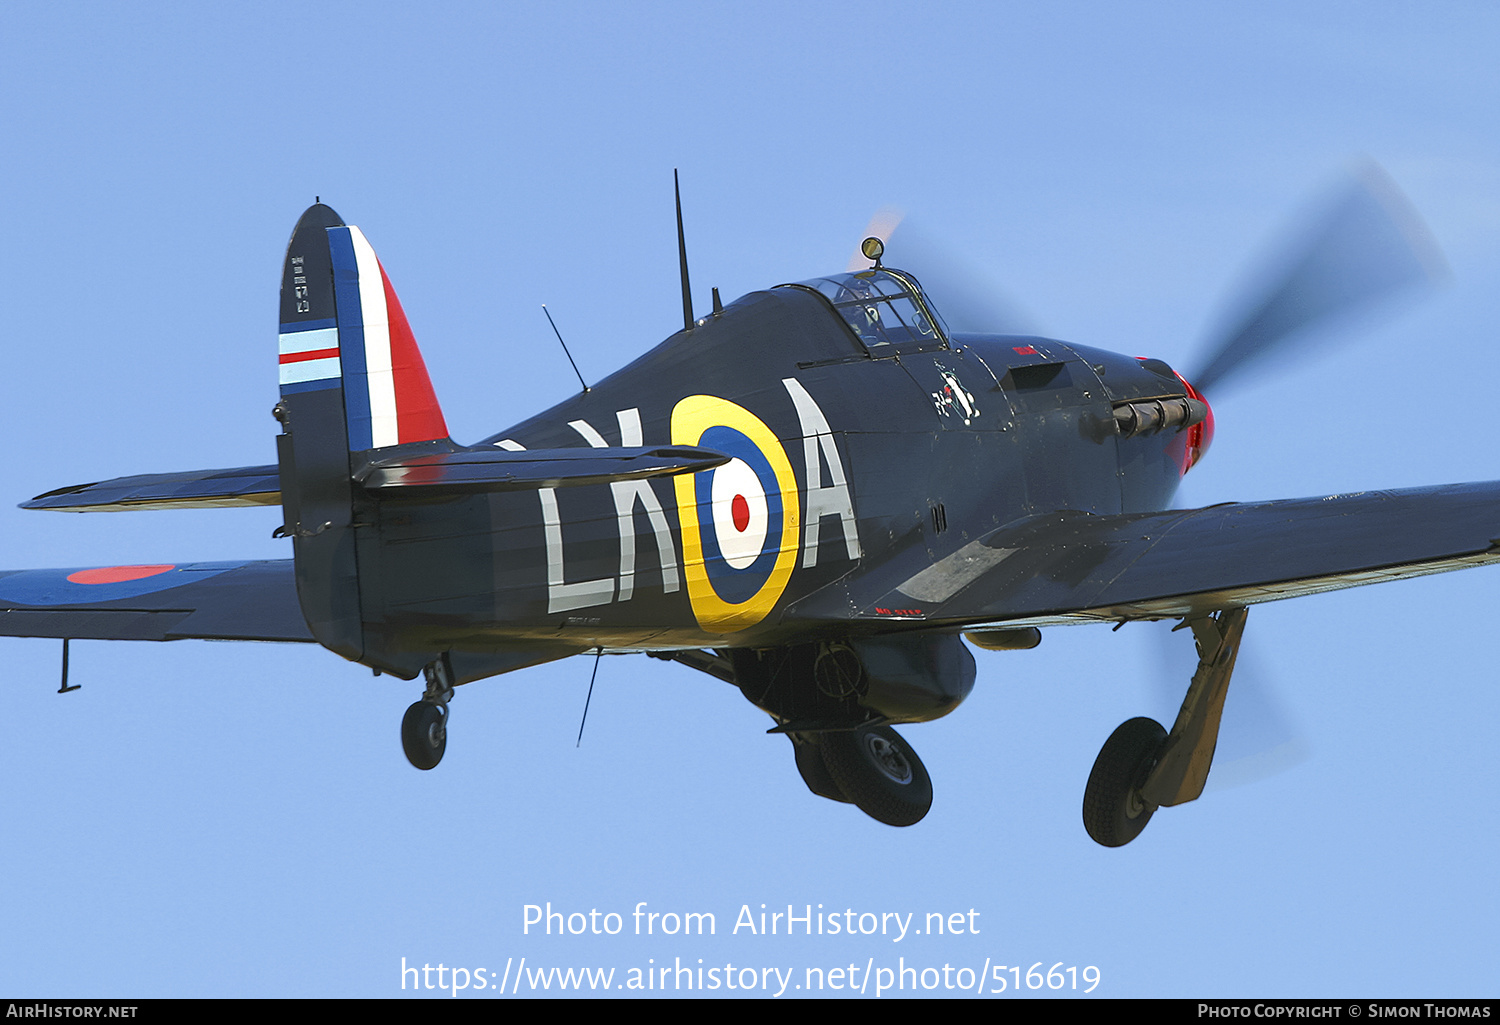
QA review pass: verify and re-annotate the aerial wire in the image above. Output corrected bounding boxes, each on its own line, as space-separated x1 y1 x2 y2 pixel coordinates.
542 305 589 393
575 648 604 747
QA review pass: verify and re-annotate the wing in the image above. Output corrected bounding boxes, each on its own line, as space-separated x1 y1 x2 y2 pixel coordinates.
798 481 1500 628
0 560 311 641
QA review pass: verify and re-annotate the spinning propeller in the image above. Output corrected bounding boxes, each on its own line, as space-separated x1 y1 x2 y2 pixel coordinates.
1187 162 1447 397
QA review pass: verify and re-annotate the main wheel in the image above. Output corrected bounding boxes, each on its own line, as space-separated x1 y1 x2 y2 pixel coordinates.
401 701 447 770
791 737 850 804
820 725 932 826
1082 716 1167 847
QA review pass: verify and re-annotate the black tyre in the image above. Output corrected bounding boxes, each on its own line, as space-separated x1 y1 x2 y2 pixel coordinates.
1082 716 1167 847
820 725 932 826
791 737 850 804
401 701 447 770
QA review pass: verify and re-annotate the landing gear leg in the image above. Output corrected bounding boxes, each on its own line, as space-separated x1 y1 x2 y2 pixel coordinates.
1083 607 1249 846
401 653 455 771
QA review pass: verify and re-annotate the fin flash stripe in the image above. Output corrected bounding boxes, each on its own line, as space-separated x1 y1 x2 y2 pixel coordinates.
328 226 448 451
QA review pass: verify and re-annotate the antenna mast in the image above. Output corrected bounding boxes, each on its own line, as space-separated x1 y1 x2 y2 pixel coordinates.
675 169 694 332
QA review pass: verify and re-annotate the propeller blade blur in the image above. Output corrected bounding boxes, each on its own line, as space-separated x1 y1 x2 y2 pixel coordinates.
1191 162 1447 396
848 208 1038 335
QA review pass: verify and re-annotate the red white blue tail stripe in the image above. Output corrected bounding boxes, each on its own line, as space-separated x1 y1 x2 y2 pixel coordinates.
278 223 448 452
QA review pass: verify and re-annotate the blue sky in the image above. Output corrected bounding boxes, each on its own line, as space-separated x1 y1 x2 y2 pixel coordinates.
1 1 1496 998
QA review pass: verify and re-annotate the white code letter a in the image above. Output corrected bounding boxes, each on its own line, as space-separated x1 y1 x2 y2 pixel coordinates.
782 378 861 568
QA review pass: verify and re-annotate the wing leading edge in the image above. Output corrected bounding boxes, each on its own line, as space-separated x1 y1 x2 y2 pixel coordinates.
798 481 1500 628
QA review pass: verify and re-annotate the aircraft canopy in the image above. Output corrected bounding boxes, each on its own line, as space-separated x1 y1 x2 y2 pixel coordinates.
785 269 950 355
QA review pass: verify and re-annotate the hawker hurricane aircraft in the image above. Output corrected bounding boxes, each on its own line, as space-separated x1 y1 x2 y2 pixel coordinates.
4 172 1492 845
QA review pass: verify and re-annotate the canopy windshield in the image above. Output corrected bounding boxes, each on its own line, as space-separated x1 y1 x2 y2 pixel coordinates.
784 269 950 354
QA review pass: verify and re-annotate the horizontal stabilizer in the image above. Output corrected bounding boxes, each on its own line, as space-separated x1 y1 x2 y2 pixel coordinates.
23 445 732 513
355 445 730 494
24 465 281 512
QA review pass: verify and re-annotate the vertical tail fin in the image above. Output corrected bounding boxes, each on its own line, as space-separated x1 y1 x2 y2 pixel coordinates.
275 204 450 666
278 205 449 450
